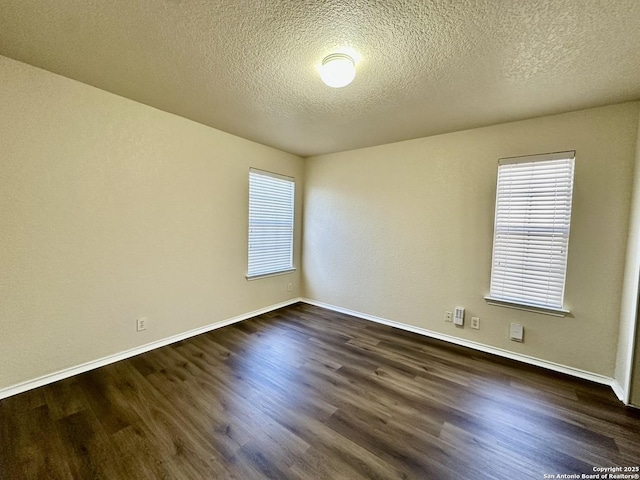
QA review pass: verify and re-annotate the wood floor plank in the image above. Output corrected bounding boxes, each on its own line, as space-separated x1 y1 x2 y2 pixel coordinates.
43 377 89 421
1 405 74 480
1 302 639 479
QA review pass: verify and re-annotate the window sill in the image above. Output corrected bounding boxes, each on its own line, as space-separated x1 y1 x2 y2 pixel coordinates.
484 296 570 317
246 268 296 281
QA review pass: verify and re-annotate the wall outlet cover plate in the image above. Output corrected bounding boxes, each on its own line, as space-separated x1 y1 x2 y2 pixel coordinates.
510 323 524 342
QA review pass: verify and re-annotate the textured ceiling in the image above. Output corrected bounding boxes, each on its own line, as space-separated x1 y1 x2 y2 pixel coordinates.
1 1 640 157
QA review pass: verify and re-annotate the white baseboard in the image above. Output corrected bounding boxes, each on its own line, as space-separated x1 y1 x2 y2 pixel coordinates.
301 298 617 391
611 380 626 403
0 298 302 401
3 297 624 404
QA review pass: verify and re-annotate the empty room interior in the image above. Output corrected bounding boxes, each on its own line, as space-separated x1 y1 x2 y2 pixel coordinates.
2 1 640 479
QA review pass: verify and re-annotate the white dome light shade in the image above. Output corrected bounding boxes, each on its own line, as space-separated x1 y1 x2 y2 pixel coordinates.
320 53 356 88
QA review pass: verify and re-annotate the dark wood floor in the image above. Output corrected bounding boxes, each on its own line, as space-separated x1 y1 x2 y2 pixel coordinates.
1 303 639 479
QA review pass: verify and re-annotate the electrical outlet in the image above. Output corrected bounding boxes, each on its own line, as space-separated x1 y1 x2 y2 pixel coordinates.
136 317 147 332
471 317 480 329
444 311 453 322
287 282 293 292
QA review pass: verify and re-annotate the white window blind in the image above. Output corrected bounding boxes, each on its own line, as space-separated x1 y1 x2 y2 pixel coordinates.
487 151 575 314
247 168 295 279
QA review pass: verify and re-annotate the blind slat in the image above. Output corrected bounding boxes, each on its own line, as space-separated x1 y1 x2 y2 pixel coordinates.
248 169 295 277
489 153 575 310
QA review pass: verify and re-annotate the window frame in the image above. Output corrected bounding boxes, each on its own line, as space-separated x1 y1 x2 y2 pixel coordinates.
485 151 576 317
246 168 296 280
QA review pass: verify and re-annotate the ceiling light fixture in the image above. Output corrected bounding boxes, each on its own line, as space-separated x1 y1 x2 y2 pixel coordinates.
319 53 356 88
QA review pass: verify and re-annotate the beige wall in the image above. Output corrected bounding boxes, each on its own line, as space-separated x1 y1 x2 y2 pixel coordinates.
303 103 640 378
633 319 640 406
628 112 640 406
0 56 303 391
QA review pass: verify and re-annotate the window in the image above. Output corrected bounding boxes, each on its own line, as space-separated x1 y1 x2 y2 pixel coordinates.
486 151 575 316
247 168 295 279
